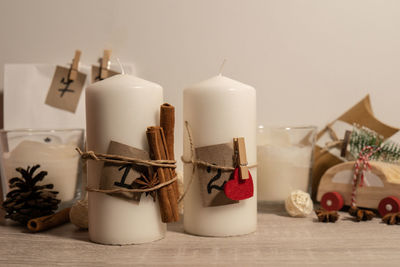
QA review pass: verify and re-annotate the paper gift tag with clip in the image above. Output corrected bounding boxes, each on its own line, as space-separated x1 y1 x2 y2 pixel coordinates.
224 137 254 201
196 143 238 207
91 50 120 83
45 50 87 113
99 140 153 203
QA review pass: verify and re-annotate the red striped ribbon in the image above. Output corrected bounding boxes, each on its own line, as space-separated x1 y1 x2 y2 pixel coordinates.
351 146 381 207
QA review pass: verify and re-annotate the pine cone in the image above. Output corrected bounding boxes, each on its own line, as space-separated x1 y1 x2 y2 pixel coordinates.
2 165 60 225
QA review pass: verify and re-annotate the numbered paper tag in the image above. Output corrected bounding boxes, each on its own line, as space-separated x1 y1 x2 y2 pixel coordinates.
99 141 152 203
45 66 87 113
91 65 120 83
196 143 238 207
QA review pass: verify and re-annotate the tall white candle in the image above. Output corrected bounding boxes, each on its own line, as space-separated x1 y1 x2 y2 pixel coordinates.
183 74 257 236
86 74 165 245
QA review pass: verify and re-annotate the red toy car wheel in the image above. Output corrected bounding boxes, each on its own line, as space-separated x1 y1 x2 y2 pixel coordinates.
378 196 400 217
321 192 344 211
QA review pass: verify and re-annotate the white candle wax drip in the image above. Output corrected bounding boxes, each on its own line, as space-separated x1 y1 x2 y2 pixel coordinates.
183 75 257 237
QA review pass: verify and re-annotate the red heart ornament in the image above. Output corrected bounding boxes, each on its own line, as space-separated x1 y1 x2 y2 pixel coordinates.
224 167 254 201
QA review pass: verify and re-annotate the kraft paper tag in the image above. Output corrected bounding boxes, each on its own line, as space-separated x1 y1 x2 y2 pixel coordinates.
196 143 238 207
91 65 120 83
45 66 87 113
99 141 152 203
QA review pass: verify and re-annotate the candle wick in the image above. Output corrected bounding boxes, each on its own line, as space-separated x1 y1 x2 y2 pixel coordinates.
218 59 227 76
116 57 125 75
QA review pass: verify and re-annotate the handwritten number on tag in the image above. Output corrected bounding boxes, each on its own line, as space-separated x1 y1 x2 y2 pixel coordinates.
114 164 133 189
206 166 226 194
94 72 102 82
58 77 74 97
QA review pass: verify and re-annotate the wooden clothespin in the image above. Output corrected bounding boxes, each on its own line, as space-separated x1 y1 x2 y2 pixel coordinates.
100 50 111 79
69 50 81 81
340 130 352 157
233 137 249 180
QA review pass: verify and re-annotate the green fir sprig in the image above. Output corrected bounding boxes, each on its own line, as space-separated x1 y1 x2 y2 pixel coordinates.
348 125 400 163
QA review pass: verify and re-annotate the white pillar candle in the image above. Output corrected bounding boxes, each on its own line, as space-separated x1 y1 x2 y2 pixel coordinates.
86 74 165 245
183 74 257 236
3 140 79 202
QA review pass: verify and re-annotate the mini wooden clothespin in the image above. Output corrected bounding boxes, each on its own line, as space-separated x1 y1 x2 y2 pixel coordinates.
69 50 81 81
340 130 352 157
233 137 249 180
100 50 112 79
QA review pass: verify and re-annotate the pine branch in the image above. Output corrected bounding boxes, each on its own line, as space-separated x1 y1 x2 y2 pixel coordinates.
348 125 400 163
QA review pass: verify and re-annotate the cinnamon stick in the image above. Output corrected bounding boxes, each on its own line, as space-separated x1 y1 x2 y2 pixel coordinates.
27 207 71 232
146 126 179 222
160 103 179 198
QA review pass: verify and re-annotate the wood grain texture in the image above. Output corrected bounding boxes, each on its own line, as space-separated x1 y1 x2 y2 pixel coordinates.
317 161 400 209
0 204 400 266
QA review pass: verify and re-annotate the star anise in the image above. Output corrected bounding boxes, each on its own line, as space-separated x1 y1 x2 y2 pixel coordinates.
349 206 375 222
382 212 400 225
315 208 339 223
132 173 159 201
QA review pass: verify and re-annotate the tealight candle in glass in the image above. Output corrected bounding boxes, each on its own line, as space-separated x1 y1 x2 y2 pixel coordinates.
257 126 317 203
0 129 84 208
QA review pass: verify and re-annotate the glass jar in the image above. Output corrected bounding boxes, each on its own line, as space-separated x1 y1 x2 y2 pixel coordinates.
0 129 84 209
257 125 317 203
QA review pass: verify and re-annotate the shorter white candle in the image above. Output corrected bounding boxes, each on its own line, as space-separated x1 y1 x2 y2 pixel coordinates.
257 126 315 202
183 74 257 237
3 140 80 202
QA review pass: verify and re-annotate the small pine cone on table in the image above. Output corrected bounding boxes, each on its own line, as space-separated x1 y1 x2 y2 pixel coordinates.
2 165 60 225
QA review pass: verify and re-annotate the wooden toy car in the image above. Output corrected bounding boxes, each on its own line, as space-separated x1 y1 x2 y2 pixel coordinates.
317 161 400 217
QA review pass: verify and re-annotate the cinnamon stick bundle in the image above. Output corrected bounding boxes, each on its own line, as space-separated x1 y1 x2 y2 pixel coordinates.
160 103 179 198
27 207 71 232
146 126 179 222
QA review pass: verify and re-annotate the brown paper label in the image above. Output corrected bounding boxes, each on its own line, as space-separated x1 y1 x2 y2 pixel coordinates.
99 141 152 203
196 143 238 207
45 66 86 113
91 65 120 83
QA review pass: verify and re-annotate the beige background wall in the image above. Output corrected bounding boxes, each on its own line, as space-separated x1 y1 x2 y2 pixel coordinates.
1 0 399 157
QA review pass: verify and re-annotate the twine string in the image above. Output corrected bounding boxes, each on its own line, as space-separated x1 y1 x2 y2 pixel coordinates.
179 121 257 203
78 121 257 201
76 148 176 168
77 147 177 194
86 176 178 194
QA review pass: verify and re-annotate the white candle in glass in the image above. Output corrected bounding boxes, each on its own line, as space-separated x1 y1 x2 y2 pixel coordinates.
183 74 257 236
85 74 165 245
3 140 79 202
257 126 316 202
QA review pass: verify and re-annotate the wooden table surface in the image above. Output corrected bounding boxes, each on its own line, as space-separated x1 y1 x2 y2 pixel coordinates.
0 204 399 266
